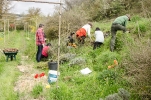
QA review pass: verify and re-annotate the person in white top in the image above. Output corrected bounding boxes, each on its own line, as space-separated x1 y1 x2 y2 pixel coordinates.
93 27 104 50
76 23 92 44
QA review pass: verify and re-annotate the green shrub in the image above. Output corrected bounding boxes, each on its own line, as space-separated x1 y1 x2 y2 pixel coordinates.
131 15 142 22
133 18 151 38
139 24 148 32
98 69 118 84
134 22 149 34
93 50 121 71
46 28 58 40
114 32 134 52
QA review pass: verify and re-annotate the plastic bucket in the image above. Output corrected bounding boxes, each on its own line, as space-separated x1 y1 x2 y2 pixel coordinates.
48 70 58 83
48 61 58 70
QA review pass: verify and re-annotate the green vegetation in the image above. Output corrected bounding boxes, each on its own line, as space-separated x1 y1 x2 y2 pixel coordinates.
1 0 151 99
0 11 151 100
0 17 151 100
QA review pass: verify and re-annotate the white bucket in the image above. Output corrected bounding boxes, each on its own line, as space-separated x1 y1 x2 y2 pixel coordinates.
48 70 60 83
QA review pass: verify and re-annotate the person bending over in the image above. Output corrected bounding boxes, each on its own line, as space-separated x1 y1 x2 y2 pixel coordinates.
93 27 104 50
76 22 93 44
110 14 131 52
42 43 51 58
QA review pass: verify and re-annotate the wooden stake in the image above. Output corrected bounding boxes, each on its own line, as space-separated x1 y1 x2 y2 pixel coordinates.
8 19 9 39
35 17 38 52
4 19 6 46
56 0 62 88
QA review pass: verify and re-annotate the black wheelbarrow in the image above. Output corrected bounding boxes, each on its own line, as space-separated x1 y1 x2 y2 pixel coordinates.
3 48 18 62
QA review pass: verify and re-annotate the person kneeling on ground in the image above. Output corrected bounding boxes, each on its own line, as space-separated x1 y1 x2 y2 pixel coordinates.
67 32 77 48
42 43 51 58
93 27 104 50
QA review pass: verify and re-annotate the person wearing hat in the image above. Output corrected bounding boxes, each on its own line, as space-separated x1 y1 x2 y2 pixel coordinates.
110 14 131 52
36 24 45 62
76 22 93 44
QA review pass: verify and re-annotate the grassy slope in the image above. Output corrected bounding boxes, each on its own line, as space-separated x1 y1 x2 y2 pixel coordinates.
44 19 133 99
0 16 150 100
0 30 125 100
46 16 150 100
0 27 132 100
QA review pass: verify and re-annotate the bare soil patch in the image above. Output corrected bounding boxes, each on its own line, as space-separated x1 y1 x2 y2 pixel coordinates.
14 56 48 100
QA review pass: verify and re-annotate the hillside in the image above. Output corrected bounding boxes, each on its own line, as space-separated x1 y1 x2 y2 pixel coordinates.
0 15 151 100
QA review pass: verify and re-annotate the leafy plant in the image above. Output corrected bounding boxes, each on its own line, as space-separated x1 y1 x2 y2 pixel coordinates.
131 15 142 22
134 21 150 34
98 69 118 85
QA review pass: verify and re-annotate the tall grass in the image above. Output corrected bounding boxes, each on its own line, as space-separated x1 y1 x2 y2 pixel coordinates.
121 38 151 99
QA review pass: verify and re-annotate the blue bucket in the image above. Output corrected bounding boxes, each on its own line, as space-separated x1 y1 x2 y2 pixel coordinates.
48 70 58 83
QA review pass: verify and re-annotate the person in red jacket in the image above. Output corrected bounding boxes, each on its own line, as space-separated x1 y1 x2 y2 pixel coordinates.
42 43 51 58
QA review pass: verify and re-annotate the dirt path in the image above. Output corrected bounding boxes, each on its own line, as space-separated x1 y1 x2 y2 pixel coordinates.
14 56 48 100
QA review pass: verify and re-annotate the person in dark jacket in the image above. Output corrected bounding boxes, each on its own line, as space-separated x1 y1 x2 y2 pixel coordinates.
67 32 77 48
110 14 131 52
68 32 75 44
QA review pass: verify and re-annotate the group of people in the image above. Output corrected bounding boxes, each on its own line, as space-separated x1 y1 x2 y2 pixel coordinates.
67 14 131 51
67 23 104 50
36 14 131 62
